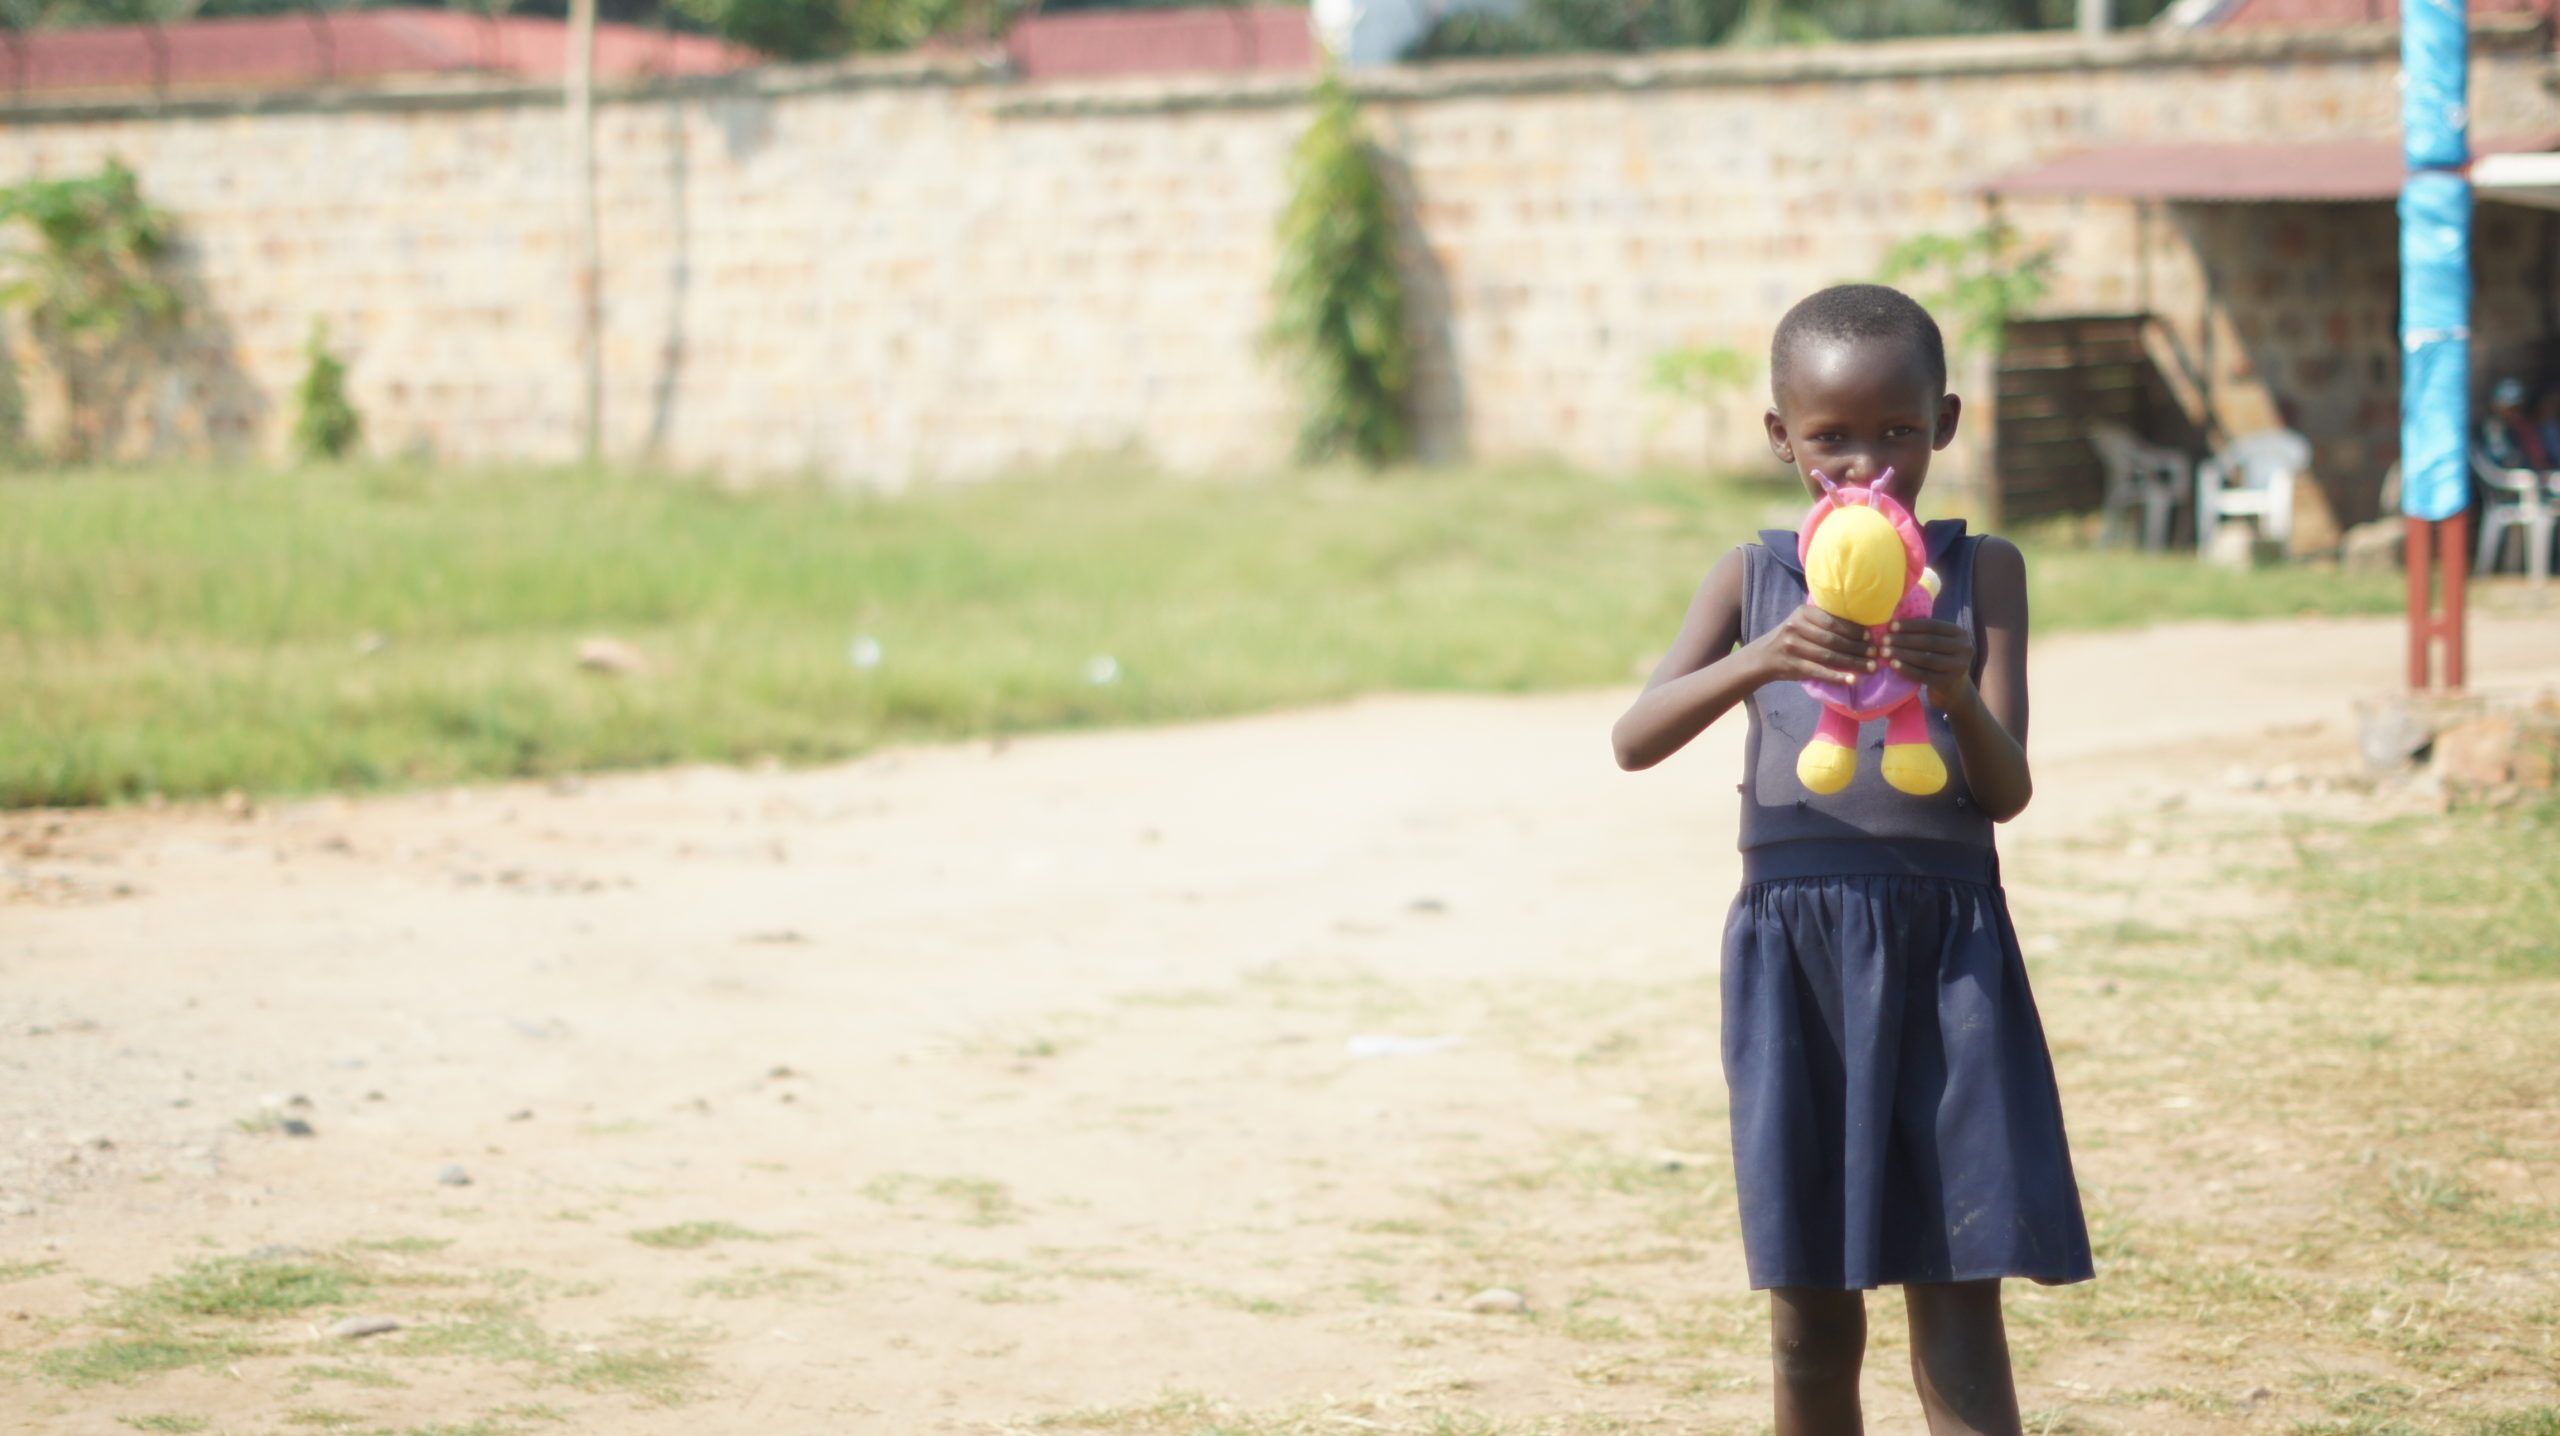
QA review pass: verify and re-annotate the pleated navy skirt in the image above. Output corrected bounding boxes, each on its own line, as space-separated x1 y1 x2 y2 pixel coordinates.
1720 846 2094 1291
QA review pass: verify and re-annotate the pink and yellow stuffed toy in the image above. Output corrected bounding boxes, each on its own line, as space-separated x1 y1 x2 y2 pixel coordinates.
1793 468 1947 797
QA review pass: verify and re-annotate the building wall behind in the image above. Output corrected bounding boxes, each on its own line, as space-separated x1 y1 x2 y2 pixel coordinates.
0 23 2549 499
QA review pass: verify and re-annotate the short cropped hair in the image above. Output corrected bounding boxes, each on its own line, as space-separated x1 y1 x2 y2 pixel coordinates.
1770 284 1948 399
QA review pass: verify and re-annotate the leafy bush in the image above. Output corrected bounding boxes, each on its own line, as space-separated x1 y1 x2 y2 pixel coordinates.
292 319 362 463
1268 72 1411 467
1876 220 2055 354
0 159 179 461
1647 343 1759 468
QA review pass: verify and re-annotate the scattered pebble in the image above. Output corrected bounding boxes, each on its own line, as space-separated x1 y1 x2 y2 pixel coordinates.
507 1110 534 1123
1406 897 1448 914
325 1315 402 1340
576 636 648 676
280 1118 316 1138
1465 1287 1528 1314
767 1065 800 1080
435 1163 472 1187
848 636 884 671
1 1195 35 1217
1650 1148 1714 1172
2241 1385 2273 1405
1084 654 1121 686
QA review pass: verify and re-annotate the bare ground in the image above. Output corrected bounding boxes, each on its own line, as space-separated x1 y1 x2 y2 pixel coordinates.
3 613 2559 1435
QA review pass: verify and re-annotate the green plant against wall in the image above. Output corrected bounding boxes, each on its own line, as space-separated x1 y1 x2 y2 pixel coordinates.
292 319 362 462
1646 343 1758 468
0 159 180 462
1875 219 2055 355
1268 71 1412 468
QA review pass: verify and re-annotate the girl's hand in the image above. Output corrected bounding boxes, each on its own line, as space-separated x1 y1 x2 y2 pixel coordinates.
1753 603 1876 687
1882 617 1977 708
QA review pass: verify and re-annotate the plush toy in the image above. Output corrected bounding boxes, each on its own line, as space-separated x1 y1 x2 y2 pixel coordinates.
1793 468 1947 798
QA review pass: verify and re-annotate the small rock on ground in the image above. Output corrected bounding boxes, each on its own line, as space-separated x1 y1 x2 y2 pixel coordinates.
324 1315 402 1340
434 1163 472 1187
1464 1287 1528 1314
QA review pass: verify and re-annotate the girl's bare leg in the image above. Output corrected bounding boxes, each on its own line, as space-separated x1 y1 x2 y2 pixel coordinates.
1903 1280 2023 1436
1771 1286 1867 1435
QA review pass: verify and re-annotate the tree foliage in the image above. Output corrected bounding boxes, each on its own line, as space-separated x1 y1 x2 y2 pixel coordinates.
665 0 1012 60
1876 220 2055 354
1413 0 2175 59
0 159 180 460
1268 71 1411 468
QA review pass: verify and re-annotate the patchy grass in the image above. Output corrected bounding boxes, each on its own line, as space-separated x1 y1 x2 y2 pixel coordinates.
39 1333 265 1388
625 1221 777 1251
114 1417 212 1433
684 1267 842 1301
0 460 2403 808
0 1259 64 1284
2265 794 2560 980
863 1173 1020 1227
119 1256 371 1321
291 1361 411 1389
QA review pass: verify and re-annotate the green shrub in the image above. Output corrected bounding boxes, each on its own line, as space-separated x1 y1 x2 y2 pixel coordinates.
292 319 362 462
0 158 179 461
1268 72 1411 468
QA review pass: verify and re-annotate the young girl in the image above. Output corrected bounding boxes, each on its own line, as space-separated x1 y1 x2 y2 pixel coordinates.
1611 284 2091 1436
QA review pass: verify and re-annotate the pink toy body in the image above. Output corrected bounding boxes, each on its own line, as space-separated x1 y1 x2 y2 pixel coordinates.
1790 468 1949 797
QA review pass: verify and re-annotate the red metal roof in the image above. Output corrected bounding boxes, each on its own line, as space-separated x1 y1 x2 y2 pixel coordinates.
1981 135 2560 202
0 8 759 97
1003 5 1313 79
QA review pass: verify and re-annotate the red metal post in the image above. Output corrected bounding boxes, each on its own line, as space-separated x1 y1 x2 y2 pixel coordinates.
2408 515 2434 688
2441 510 2468 690
2405 513 2472 692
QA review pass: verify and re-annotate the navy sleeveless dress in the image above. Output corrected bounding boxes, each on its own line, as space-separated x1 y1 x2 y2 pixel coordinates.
1721 519 2093 1291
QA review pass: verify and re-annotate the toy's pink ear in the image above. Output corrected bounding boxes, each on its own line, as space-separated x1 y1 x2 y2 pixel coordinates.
1869 467 1900 500
1812 470 1838 495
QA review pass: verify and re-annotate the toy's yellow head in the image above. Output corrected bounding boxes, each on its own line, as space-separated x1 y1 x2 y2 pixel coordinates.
1803 503 1908 626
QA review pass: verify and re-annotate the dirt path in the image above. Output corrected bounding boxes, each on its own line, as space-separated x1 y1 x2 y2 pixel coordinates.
4 614 2558 1435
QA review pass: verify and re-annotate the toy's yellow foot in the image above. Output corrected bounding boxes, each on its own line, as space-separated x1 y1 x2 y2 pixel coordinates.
1881 742 1948 796
1797 740 1858 796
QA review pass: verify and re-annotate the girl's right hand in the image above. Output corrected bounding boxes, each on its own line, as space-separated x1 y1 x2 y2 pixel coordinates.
1751 604 1875 687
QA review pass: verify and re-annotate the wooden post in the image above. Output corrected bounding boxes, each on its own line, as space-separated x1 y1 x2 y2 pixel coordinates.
566 0 600 464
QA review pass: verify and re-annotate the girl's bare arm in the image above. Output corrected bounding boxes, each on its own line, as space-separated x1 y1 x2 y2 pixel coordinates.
1613 548 1872 772
1880 536 2033 821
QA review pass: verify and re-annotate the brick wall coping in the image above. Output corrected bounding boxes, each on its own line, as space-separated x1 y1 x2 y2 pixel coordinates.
0 13 2544 125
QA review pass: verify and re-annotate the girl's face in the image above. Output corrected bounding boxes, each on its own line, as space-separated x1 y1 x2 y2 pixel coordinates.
1763 337 1962 506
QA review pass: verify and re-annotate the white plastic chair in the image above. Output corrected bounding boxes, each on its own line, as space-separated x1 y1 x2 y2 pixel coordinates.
2086 420 2193 550
2472 446 2559 583
2195 428 2310 549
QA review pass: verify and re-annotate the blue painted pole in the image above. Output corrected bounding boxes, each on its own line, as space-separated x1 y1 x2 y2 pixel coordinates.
2400 0 2469 689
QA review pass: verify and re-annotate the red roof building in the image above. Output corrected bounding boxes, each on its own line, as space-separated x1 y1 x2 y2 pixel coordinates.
1002 5 1313 80
0 8 760 98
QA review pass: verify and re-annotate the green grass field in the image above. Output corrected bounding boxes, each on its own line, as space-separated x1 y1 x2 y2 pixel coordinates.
0 460 2407 807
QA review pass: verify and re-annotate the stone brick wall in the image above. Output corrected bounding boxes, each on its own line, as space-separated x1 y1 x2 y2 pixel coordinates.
0 20 2548 508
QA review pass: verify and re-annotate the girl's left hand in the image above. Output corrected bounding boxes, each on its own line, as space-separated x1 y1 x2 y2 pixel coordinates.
1882 617 1977 709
